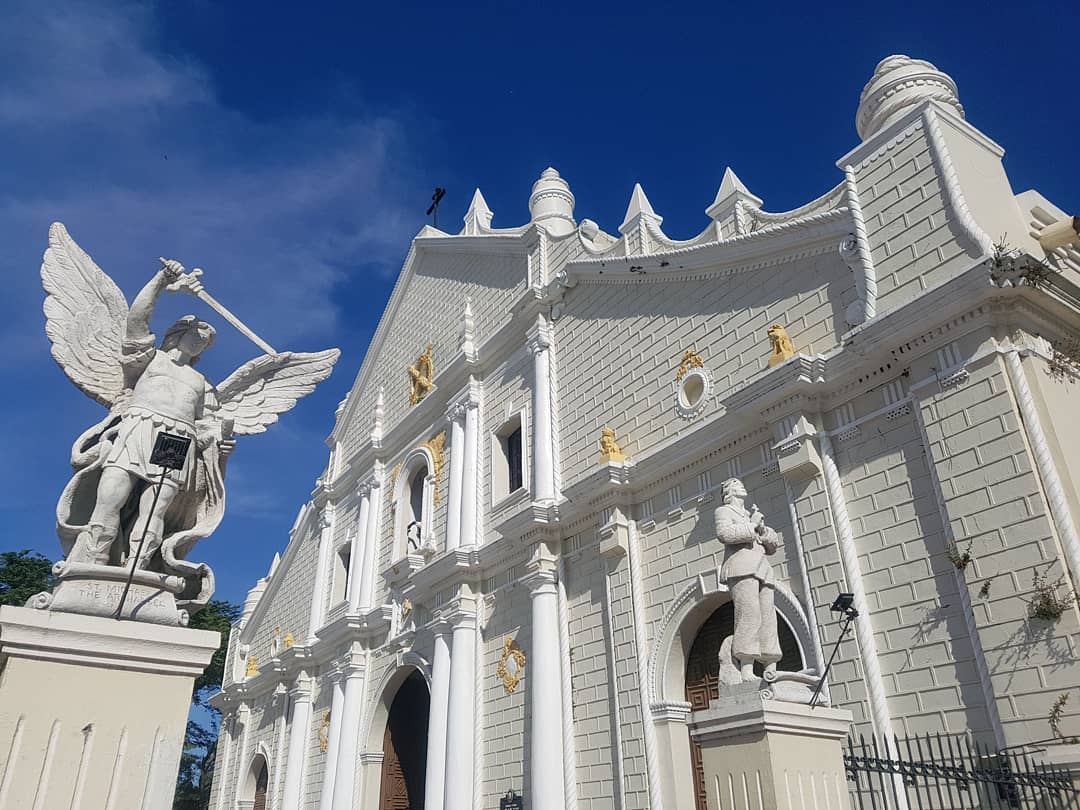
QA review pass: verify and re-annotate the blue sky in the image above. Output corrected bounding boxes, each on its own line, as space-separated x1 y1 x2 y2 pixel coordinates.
3 0 1077 606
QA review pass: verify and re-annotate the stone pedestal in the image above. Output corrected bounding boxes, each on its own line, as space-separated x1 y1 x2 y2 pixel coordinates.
690 691 853 810
0 604 219 810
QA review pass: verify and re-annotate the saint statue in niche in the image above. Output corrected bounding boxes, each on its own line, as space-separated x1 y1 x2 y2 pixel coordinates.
714 477 782 682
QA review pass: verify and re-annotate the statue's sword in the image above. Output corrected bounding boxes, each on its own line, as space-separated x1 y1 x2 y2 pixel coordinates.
165 263 277 355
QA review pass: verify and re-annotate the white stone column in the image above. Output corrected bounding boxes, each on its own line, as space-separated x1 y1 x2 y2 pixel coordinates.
229 700 253 809
270 685 289 810
443 601 478 810
526 563 566 810
528 318 555 503
460 398 480 547
307 503 335 640
445 405 466 551
424 625 452 810
347 485 371 613
281 678 314 810
331 659 367 810
316 668 346 810
358 475 383 609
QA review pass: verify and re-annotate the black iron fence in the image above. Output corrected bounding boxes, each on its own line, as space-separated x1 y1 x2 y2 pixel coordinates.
845 733 1079 809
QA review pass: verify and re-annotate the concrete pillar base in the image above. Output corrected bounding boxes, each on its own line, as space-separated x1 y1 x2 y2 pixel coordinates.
690 692 853 810
0 604 219 810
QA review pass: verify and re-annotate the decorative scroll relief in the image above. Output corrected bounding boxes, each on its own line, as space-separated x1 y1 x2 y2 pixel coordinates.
246 656 258 678
318 711 331 752
425 431 446 503
497 637 527 694
408 343 435 406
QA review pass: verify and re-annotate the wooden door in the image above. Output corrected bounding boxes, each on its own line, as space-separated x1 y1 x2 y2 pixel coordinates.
377 670 430 810
685 604 730 810
252 759 269 810
378 722 411 810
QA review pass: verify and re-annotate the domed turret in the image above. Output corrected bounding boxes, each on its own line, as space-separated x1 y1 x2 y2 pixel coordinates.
856 55 964 141
529 167 576 236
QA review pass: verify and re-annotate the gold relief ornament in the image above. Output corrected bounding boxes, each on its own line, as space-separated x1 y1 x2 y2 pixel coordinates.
598 426 627 464
496 637 527 694
389 462 403 494
424 431 446 503
408 343 435 406
318 711 331 752
246 655 258 678
400 597 413 623
677 348 705 381
283 632 295 649
766 324 796 367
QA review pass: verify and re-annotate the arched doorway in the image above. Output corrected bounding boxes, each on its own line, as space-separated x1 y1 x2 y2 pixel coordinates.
684 601 803 810
378 669 430 810
240 752 269 810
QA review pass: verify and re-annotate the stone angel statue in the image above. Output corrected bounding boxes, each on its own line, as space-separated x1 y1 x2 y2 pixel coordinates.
41 223 340 613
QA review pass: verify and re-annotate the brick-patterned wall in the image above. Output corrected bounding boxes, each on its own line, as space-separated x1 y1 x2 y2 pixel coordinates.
833 385 995 738
563 537 618 810
481 581 531 808
554 248 852 488
852 124 975 313
917 355 1080 742
249 526 320 666
338 249 528 462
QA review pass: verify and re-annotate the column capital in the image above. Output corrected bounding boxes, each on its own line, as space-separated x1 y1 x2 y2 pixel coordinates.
524 567 558 595
356 480 373 499
526 313 553 355
441 596 480 630
288 679 313 703
319 506 335 530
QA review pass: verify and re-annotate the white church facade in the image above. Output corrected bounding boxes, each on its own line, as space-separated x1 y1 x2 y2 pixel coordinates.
209 55 1080 810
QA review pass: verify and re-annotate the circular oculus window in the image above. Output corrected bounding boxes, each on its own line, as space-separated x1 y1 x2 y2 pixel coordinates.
676 367 712 419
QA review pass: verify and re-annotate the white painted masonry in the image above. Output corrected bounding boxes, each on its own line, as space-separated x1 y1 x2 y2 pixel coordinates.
208 53 1080 810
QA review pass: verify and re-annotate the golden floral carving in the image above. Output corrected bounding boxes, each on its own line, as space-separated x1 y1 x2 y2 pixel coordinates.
408 343 435 406
245 656 258 678
496 637 526 695
389 462 402 494
598 426 626 464
283 632 295 649
767 324 795 367
318 711 331 752
676 349 705 380
400 597 412 623
425 431 446 503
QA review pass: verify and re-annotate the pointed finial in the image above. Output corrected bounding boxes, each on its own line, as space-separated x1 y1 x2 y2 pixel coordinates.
706 168 763 221
619 183 663 235
460 297 477 362
462 188 494 235
529 167 576 236
371 386 385 448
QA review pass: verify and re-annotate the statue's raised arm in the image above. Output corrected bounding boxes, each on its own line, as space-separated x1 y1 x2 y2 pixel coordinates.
39 223 340 623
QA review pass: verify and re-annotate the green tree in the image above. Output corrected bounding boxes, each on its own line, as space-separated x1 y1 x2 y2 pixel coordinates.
0 549 56 606
174 599 242 810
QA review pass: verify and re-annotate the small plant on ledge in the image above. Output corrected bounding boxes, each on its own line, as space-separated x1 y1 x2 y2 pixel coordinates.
946 540 974 571
988 236 1057 289
1027 566 1079 622
1048 335 1080 382
1049 692 1079 744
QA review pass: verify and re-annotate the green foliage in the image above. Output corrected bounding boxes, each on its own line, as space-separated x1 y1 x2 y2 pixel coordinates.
188 600 242 698
0 549 56 606
1027 567 1079 622
174 599 240 810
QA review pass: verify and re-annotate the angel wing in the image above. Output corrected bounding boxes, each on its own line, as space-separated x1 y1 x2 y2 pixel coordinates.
41 222 128 408
216 349 341 435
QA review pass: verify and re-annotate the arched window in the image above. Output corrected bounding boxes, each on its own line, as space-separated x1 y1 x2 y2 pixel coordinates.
392 448 435 559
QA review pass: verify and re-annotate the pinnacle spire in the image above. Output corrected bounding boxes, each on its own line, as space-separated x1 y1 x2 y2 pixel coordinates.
462 188 494 235
707 167 763 220
619 183 662 234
